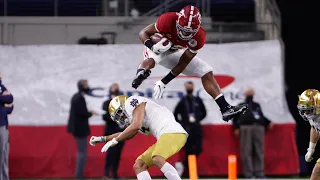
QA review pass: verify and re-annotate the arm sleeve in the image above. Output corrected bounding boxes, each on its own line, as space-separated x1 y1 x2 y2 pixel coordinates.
75 96 92 118
257 103 271 127
6 105 14 114
102 101 110 121
173 99 183 123
0 94 13 104
232 117 240 129
198 97 207 121
0 84 7 93
232 103 243 129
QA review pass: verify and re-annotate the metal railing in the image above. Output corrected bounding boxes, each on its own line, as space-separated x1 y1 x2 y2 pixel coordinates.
142 0 211 17
208 22 276 43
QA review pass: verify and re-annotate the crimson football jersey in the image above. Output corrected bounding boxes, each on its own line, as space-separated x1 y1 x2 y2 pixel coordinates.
155 12 206 53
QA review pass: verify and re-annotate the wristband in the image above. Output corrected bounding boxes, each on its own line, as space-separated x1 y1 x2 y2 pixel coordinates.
144 39 154 50
309 142 317 150
101 136 107 142
161 71 177 85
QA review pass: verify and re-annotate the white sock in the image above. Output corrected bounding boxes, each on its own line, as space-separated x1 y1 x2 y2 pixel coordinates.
160 162 182 180
137 171 152 180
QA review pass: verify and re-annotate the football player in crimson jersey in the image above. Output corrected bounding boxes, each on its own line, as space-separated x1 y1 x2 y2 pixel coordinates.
132 5 247 122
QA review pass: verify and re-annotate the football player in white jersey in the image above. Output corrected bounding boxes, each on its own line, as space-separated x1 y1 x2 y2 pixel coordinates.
89 95 188 180
297 89 320 180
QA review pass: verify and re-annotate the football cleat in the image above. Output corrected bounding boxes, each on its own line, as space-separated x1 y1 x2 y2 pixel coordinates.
132 69 151 89
222 104 248 122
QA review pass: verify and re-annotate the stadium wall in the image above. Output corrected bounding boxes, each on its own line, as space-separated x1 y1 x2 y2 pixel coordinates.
0 17 212 45
0 40 299 178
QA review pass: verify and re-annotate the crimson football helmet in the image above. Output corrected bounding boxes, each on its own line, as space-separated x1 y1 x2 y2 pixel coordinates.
176 5 201 41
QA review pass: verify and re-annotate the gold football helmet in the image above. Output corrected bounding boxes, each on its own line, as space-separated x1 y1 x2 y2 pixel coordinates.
108 95 130 126
297 89 320 120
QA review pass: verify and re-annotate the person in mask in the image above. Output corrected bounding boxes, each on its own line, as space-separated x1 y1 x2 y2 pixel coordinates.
0 72 14 180
67 79 97 180
232 88 274 179
102 83 125 180
173 81 207 177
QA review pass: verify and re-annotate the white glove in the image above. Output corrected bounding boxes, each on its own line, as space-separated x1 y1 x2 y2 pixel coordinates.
89 136 104 146
305 149 314 162
153 80 166 100
305 142 316 162
152 38 172 55
101 138 118 153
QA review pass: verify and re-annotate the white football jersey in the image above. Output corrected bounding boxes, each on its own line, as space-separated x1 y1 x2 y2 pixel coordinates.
308 115 320 133
124 95 187 139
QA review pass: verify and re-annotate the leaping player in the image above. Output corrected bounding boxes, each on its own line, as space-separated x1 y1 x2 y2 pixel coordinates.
131 5 247 122
90 95 188 180
297 89 320 180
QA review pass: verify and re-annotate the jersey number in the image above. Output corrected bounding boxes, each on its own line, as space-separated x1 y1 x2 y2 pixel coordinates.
171 45 184 50
130 98 139 107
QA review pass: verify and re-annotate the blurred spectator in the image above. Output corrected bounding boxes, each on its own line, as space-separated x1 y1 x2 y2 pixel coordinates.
173 81 206 176
102 83 125 180
67 79 97 180
232 88 274 179
0 72 14 180
130 8 140 19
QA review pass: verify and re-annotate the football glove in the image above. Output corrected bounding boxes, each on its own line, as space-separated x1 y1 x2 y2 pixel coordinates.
153 80 166 100
89 136 105 146
305 142 316 162
101 138 118 152
152 38 172 55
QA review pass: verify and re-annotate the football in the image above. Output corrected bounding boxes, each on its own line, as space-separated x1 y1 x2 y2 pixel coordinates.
150 33 170 46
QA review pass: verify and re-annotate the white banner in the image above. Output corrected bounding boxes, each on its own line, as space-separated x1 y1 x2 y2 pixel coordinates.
0 40 295 125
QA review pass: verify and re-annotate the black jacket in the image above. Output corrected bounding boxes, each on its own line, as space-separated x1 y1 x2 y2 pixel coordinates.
174 95 206 134
67 92 92 137
102 99 123 135
0 83 14 127
232 101 271 129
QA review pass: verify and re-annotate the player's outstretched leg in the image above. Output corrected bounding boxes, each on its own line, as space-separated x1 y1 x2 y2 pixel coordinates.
132 58 156 89
152 156 181 180
311 161 320 180
201 71 248 121
133 159 152 180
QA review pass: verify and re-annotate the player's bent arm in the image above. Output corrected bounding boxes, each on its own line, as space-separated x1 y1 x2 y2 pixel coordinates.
308 127 320 150
115 103 146 142
310 127 320 143
95 131 137 144
139 24 158 46
161 49 197 84
94 132 122 144
105 132 122 142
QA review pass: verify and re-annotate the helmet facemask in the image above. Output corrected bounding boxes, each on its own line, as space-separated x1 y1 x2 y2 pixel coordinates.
297 104 317 120
176 22 199 41
111 107 130 127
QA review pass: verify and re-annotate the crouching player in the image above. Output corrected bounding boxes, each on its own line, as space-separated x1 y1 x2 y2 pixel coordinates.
298 89 320 180
90 95 188 180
